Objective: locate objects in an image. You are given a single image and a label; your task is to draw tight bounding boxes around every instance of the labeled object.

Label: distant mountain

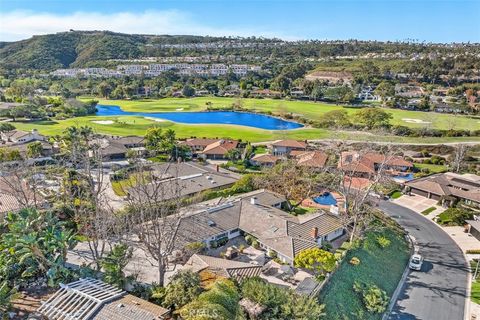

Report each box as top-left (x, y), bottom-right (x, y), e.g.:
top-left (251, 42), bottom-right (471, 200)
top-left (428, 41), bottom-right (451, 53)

top-left (0, 31), bottom-right (147, 70)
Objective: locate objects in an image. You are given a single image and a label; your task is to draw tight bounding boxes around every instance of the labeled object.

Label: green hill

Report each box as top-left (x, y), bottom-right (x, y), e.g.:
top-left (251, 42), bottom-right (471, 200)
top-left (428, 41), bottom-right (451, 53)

top-left (0, 31), bottom-right (145, 70)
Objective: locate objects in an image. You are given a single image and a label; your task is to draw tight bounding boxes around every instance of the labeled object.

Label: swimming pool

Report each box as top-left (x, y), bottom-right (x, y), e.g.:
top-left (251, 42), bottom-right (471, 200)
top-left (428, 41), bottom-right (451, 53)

top-left (313, 192), bottom-right (337, 206)
top-left (96, 105), bottom-right (304, 130)
top-left (392, 173), bottom-right (414, 182)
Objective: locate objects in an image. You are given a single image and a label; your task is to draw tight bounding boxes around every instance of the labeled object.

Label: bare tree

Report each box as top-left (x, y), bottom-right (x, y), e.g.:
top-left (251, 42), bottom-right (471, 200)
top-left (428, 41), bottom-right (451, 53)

top-left (452, 143), bottom-right (468, 173)
top-left (331, 142), bottom-right (402, 242)
top-left (122, 162), bottom-right (187, 286)
top-left (57, 126), bottom-right (120, 270)
top-left (253, 160), bottom-right (321, 210)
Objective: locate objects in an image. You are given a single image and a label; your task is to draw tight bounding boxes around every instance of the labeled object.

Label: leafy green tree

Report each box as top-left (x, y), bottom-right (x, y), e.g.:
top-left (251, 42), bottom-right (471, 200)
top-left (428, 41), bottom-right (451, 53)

top-left (97, 81), bottom-right (112, 98)
top-left (310, 85), bottom-right (324, 102)
top-left (0, 281), bottom-right (20, 316)
top-left (354, 107), bottom-right (392, 129)
top-left (226, 149), bottom-right (241, 161)
top-left (100, 244), bottom-right (133, 289)
top-left (241, 277), bottom-right (325, 320)
top-left (26, 141), bottom-right (43, 158)
top-left (0, 209), bottom-right (77, 287)
top-left (418, 95), bottom-right (431, 111)
top-left (374, 81), bottom-right (395, 103)
top-left (182, 85), bottom-right (196, 97)
top-left (179, 279), bottom-right (241, 320)
top-left (162, 270), bottom-right (202, 310)
top-left (0, 123), bottom-right (15, 133)
top-left (316, 110), bottom-right (351, 128)
top-left (294, 248), bottom-right (336, 279)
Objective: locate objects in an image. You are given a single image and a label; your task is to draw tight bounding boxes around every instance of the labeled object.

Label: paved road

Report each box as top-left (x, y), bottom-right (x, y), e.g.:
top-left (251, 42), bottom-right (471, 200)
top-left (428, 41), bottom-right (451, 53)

top-left (379, 201), bottom-right (468, 320)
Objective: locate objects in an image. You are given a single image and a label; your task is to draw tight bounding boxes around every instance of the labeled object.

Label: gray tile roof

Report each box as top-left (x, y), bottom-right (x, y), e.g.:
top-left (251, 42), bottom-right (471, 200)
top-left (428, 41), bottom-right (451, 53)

top-left (184, 254), bottom-right (262, 280)
top-left (162, 189), bottom-right (344, 261)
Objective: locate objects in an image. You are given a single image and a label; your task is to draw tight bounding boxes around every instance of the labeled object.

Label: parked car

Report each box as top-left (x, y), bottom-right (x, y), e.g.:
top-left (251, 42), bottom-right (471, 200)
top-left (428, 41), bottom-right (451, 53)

top-left (409, 254), bottom-right (424, 271)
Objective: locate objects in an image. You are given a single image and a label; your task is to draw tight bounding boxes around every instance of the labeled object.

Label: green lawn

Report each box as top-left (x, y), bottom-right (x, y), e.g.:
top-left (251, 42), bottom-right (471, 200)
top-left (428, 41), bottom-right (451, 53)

top-left (320, 229), bottom-right (409, 320)
top-left (421, 207), bottom-right (437, 215)
top-left (414, 163), bottom-right (448, 174)
top-left (390, 191), bottom-right (403, 199)
top-left (472, 281), bottom-right (480, 304)
top-left (10, 97), bottom-right (480, 143)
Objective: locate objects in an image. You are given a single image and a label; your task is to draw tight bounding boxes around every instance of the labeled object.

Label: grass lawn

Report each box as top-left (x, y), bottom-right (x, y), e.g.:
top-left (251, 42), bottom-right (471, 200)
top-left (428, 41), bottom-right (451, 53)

top-left (88, 97), bottom-right (480, 131)
top-left (11, 97), bottom-right (480, 143)
top-left (390, 191), bottom-right (403, 199)
top-left (414, 163), bottom-right (448, 174)
top-left (320, 228), bottom-right (409, 320)
top-left (421, 207), bottom-right (437, 215)
top-left (111, 172), bottom-right (149, 196)
top-left (472, 281), bottom-right (480, 304)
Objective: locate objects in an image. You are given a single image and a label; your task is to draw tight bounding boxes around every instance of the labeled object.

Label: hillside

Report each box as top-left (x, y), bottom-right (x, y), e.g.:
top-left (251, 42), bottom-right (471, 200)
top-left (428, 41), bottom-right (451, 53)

top-left (0, 31), bottom-right (146, 70)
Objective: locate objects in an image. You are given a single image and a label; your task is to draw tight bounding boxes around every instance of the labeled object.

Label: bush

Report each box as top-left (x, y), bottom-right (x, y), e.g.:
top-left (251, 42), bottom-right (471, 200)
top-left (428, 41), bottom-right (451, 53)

top-left (376, 236), bottom-right (391, 248)
top-left (353, 281), bottom-right (389, 313)
top-left (349, 257), bottom-right (361, 266)
top-left (466, 249), bottom-right (480, 254)
top-left (437, 207), bottom-right (474, 226)
top-left (362, 285), bottom-right (389, 313)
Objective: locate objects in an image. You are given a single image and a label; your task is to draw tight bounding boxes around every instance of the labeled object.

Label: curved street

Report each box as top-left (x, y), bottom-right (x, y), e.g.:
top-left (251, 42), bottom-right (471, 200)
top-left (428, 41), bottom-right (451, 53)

top-left (379, 201), bottom-right (469, 320)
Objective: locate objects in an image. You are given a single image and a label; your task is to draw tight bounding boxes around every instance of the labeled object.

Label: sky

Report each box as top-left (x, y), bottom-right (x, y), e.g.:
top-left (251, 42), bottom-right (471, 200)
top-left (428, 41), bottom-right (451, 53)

top-left (0, 0), bottom-right (479, 43)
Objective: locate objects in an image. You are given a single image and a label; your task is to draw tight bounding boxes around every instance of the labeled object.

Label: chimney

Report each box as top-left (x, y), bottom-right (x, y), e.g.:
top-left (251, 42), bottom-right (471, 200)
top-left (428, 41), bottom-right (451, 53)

top-left (215, 164), bottom-right (219, 172)
top-left (310, 227), bottom-right (318, 239)
top-left (250, 197), bottom-right (257, 205)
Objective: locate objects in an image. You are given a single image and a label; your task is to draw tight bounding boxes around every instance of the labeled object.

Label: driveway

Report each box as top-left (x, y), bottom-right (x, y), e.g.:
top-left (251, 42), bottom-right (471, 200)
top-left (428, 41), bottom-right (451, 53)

top-left (393, 194), bottom-right (442, 214)
top-left (379, 201), bottom-right (468, 320)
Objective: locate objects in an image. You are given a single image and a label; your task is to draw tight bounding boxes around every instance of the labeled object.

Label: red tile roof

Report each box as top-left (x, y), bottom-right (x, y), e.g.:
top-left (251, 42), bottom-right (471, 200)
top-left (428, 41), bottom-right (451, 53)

top-left (201, 140), bottom-right (239, 155)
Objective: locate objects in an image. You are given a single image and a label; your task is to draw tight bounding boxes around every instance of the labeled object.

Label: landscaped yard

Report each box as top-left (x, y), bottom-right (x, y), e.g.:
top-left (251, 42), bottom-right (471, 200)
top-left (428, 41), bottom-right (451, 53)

top-left (10, 97), bottom-right (480, 143)
top-left (320, 228), bottom-right (410, 320)
top-left (414, 163), bottom-right (448, 174)
top-left (111, 172), bottom-right (149, 196)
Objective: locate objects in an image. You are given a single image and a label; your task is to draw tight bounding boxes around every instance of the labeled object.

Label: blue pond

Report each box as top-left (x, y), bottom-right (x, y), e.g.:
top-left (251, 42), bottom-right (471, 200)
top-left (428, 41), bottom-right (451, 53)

top-left (313, 192), bottom-right (337, 206)
top-left (392, 173), bottom-right (414, 182)
top-left (96, 105), bottom-right (303, 130)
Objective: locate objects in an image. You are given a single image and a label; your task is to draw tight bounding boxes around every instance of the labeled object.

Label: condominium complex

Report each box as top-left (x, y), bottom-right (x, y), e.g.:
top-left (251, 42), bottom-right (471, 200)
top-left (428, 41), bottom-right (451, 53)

top-left (51, 63), bottom-right (261, 78)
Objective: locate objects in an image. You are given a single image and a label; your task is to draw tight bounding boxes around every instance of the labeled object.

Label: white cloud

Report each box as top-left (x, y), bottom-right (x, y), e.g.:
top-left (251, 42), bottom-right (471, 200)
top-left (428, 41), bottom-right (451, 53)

top-left (0, 10), bottom-right (292, 41)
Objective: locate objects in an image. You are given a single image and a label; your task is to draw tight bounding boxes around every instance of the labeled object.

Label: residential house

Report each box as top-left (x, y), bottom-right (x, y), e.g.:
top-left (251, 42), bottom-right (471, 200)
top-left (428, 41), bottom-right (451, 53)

top-left (268, 140), bottom-right (307, 156)
top-left (180, 138), bottom-right (221, 153)
top-left (36, 278), bottom-right (169, 320)
top-left (404, 172), bottom-right (480, 208)
top-left (200, 139), bottom-right (239, 160)
top-left (338, 152), bottom-right (413, 178)
top-left (1, 129), bottom-right (45, 145)
top-left (294, 151), bottom-right (329, 170)
top-left (250, 154), bottom-right (281, 167)
top-left (93, 136), bottom-right (146, 161)
top-left (126, 162), bottom-right (239, 201)
top-left (3, 140), bottom-right (54, 158)
top-left (167, 189), bottom-right (345, 265)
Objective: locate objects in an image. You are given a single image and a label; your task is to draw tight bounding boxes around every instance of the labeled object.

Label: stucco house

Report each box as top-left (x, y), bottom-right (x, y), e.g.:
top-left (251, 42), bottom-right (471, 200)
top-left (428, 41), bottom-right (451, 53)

top-left (268, 140), bottom-right (307, 156)
top-left (167, 189), bottom-right (345, 265)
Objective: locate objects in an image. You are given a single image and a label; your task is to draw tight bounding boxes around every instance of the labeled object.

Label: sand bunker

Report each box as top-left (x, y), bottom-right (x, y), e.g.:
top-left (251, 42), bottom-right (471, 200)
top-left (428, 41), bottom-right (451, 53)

top-left (402, 118), bottom-right (431, 124)
top-left (92, 120), bottom-right (114, 125)
top-left (176, 108), bottom-right (184, 111)
top-left (145, 117), bottom-right (167, 122)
